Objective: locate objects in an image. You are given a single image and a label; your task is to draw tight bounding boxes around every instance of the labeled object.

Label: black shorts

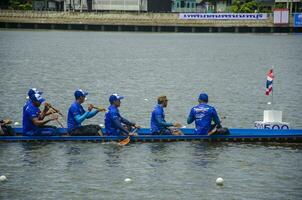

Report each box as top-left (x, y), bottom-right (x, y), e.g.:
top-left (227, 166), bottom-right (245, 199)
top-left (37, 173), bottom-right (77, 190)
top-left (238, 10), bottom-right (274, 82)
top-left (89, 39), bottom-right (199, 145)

top-left (152, 128), bottom-right (173, 135)
top-left (0, 125), bottom-right (14, 136)
top-left (69, 125), bottom-right (102, 136)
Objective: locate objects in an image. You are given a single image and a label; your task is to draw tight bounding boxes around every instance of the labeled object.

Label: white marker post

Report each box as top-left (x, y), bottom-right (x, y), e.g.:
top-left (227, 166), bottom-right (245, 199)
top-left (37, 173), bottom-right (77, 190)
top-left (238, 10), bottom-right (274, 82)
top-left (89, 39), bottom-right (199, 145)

top-left (255, 67), bottom-right (290, 130)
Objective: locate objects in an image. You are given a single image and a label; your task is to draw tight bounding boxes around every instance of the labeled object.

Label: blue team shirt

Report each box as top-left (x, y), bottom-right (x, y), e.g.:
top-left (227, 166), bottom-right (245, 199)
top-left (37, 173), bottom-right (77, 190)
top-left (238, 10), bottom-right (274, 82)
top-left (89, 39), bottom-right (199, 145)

top-left (23, 99), bottom-right (31, 113)
top-left (150, 104), bottom-right (172, 133)
top-left (188, 103), bottom-right (220, 135)
top-left (22, 99), bottom-right (31, 129)
top-left (104, 105), bottom-right (122, 135)
top-left (67, 101), bottom-right (85, 131)
top-left (23, 102), bottom-right (41, 133)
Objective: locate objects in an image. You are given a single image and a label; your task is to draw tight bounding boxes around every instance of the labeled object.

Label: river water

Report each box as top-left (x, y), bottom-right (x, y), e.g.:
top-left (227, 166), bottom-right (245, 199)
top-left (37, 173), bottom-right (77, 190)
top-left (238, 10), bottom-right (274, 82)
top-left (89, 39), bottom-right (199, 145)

top-left (0, 30), bottom-right (302, 199)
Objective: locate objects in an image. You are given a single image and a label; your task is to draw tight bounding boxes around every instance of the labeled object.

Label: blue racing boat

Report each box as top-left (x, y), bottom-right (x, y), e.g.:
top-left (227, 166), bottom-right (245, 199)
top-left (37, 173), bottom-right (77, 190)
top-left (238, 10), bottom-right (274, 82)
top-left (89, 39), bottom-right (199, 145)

top-left (0, 128), bottom-right (302, 143)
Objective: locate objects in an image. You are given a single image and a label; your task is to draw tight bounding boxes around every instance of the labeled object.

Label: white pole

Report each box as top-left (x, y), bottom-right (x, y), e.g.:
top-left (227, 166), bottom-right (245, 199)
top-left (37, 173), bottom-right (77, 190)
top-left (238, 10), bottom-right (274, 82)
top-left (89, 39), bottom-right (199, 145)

top-left (80, 0), bottom-right (83, 12)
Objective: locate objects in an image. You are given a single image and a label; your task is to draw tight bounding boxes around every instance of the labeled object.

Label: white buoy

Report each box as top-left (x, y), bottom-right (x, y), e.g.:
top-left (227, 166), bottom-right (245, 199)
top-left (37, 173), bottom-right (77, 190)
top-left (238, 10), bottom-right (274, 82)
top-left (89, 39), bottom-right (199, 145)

top-left (267, 102), bottom-right (271, 105)
top-left (99, 124), bottom-right (104, 127)
top-left (0, 175), bottom-right (7, 181)
top-left (124, 178), bottom-right (132, 182)
top-left (14, 122), bottom-right (20, 126)
top-left (144, 99), bottom-right (149, 101)
top-left (216, 177), bottom-right (224, 186)
top-left (26, 96), bottom-right (29, 100)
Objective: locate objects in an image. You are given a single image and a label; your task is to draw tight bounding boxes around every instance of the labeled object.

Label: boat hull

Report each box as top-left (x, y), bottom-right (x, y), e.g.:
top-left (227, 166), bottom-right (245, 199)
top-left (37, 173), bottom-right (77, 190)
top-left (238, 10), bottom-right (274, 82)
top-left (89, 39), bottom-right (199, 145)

top-left (0, 128), bottom-right (302, 143)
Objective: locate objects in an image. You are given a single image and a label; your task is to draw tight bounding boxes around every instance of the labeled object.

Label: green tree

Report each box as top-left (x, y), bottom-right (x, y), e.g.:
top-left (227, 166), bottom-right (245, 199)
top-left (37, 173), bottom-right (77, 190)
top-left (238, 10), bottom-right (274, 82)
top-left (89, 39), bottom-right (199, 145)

top-left (240, 1), bottom-right (258, 13)
top-left (9, 0), bottom-right (32, 10)
top-left (231, 0), bottom-right (241, 13)
top-left (231, 0), bottom-right (263, 13)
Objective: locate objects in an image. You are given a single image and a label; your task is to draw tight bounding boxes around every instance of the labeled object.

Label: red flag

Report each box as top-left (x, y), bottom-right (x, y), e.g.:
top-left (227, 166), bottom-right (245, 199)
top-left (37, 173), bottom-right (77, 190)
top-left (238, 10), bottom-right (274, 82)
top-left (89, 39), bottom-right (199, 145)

top-left (265, 69), bottom-right (274, 96)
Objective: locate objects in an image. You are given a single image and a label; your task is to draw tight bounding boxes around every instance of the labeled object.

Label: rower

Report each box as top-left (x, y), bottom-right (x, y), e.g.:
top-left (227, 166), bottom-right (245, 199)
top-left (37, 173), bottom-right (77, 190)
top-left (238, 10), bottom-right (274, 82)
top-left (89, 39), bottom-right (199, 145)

top-left (104, 93), bottom-right (140, 136)
top-left (0, 119), bottom-right (14, 136)
top-left (150, 96), bottom-right (182, 135)
top-left (23, 93), bottom-right (58, 136)
top-left (23, 88), bottom-right (43, 113)
top-left (67, 89), bottom-right (105, 136)
top-left (187, 92), bottom-right (221, 135)
top-left (23, 88), bottom-right (43, 126)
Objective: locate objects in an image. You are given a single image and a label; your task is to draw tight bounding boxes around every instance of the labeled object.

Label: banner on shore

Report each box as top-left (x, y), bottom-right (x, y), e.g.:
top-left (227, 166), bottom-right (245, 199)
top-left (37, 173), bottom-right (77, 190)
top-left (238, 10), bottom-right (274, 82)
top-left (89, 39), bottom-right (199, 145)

top-left (294, 13), bottom-right (302, 27)
top-left (179, 13), bottom-right (268, 20)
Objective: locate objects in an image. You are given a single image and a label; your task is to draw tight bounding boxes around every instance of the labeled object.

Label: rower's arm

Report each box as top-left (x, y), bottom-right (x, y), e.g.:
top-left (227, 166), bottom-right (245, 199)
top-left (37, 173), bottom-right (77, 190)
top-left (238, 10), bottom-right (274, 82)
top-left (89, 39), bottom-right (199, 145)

top-left (187, 108), bottom-right (195, 124)
top-left (39, 110), bottom-right (47, 120)
top-left (212, 109), bottom-right (221, 128)
top-left (32, 117), bottom-right (55, 127)
top-left (74, 112), bottom-right (89, 124)
top-left (187, 116), bottom-right (194, 124)
top-left (112, 118), bottom-right (130, 134)
top-left (155, 115), bottom-right (173, 127)
top-left (39, 104), bottom-right (52, 120)
top-left (86, 110), bottom-right (99, 119)
top-left (120, 117), bottom-right (135, 127)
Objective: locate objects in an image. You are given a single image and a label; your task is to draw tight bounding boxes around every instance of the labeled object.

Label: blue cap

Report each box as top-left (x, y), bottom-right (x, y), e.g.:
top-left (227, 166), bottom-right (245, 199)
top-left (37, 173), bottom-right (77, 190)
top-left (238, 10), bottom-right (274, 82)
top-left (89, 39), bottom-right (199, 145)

top-left (198, 93), bottom-right (208, 102)
top-left (29, 93), bottom-right (45, 104)
top-left (74, 89), bottom-right (88, 99)
top-left (27, 88), bottom-right (43, 97)
top-left (109, 93), bottom-right (124, 103)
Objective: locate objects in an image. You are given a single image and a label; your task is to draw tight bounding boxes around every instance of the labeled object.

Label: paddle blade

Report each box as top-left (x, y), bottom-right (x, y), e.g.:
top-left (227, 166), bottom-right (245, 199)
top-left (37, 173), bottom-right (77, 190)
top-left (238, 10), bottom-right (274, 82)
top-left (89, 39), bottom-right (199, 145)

top-left (119, 136), bottom-right (130, 146)
top-left (208, 127), bottom-right (217, 136)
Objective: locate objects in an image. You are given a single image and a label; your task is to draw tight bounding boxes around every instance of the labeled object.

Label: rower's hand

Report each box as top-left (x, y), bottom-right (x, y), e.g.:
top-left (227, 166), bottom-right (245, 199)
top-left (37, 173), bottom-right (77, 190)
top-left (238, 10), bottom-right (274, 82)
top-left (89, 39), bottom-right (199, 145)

top-left (173, 122), bottom-right (182, 128)
top-left (134, 124), bottom-right (141, 129)
top-left (44, 102), bottom-right (51, 112)
top-left (88, 104), bottom-right (93, 112)
top-left (50, 108), bottom-right (58, 114)
top-left (96, 107), bottom-right (106, 112)
top-left (51, 114), bottom-right (58, 121)
top-left (3, 119), bottom-right (12, 125)
top-left (129, 132), bottom-right (138, 136)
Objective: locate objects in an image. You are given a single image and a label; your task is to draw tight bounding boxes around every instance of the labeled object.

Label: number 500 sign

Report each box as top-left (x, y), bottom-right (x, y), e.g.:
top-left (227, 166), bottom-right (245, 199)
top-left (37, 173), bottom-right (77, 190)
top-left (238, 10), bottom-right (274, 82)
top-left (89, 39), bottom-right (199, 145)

top-left (254, 122), bottom-right (290, 130)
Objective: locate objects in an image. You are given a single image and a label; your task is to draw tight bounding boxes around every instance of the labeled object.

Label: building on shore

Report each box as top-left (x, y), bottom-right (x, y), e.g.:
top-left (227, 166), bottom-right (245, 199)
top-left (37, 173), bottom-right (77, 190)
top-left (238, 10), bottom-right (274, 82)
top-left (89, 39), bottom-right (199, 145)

top-left (3, 0), bottom-right (300, 13)
top-left (172, 0), bottom-right (197, 12)
top-left (33, 0), bottom-right (64, 11)
top-left (63, 0), bottom-right (148, 12)
top-left (148, 0), bottom-right (172, 12)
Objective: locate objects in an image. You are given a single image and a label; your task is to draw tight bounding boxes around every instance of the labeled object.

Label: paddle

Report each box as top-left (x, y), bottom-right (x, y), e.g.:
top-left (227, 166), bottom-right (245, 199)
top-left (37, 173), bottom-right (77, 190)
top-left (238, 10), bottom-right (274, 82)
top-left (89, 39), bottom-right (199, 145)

top-left (92, 106), bottom-right (106, 112)
top-left (119, 128), bottom-right (138, 146)
top-left (47, 103), bottom-right (64, 117)
top-left (168, 123), bottom-right (183, 135)
top-left (49, 109), bottom-right (64, 128)
top-left (208, 126), bottom-right (217, 136)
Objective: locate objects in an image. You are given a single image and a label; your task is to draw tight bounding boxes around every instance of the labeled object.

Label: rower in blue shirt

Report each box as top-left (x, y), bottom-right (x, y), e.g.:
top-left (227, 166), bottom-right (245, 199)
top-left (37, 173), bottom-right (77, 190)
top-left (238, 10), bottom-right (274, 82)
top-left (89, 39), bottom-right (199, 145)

top-left (104, 94), bottom-right (140, 136)
top-left (187, 93), bottom-right (221, 135)
top-left (23, 93), bottom-right (59, 136)
top-left (23, 88), bottom-right (43, 114)
top-left (67, 89), bottom-right (105, 136)
top-left (150, 96), bottom-right (182, 135)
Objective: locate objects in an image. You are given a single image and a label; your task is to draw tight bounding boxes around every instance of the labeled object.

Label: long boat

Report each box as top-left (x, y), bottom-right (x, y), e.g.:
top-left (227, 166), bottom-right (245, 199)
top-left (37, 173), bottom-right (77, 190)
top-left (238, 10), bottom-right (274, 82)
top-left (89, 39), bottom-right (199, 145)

top-left (0, 128), bottom-right (302, 143)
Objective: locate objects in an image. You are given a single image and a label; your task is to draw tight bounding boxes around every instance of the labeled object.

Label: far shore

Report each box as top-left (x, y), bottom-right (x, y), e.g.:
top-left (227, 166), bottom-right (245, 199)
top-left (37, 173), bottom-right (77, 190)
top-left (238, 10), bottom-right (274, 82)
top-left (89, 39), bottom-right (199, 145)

top-left (0, 10), bottom-right (281, 27)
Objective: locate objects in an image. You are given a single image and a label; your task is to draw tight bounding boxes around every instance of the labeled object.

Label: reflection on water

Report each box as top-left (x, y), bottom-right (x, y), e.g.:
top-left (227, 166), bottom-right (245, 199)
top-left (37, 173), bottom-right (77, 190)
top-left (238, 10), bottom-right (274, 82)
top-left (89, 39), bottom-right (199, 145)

top-left (103, 145), bottom-right (123, 168)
